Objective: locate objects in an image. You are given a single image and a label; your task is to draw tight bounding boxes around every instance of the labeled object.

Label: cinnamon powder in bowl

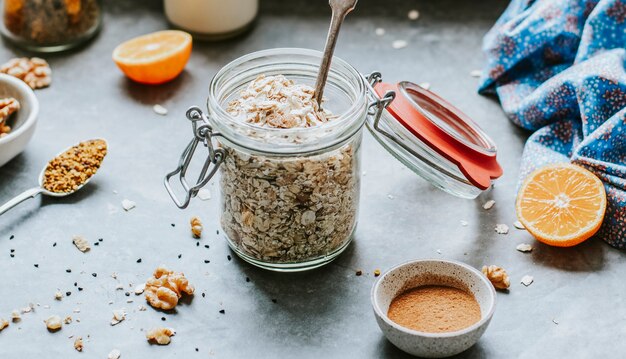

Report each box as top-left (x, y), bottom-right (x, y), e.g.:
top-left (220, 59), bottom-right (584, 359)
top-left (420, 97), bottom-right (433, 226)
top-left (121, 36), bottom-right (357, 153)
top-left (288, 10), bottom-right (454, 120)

top-left (371, 259), bottom-right (496, 358)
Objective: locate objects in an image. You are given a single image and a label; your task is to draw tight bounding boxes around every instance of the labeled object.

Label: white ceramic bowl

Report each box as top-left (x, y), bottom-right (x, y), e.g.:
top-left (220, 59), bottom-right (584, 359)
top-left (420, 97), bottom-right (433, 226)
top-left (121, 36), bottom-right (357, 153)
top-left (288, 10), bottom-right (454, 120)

top-left (0, 74), bottom-right (39, 168)
top-left (371, 259), bottom-right (496, 358)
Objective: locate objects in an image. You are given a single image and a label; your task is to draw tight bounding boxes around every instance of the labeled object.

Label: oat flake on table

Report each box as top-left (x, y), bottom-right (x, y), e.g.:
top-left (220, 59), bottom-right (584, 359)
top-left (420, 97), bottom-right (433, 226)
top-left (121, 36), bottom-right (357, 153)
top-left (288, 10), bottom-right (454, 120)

top-left (470, 70), bottom-right (483, 78)
top-left (460, 220), bottom-right (469, 226)
top-left (375, 27), bottom-right (385, 36)
top-left (495, 223), bottom-right (509, 234)
top-left (153, 104), bottom-right (168, 116)
top-left (516, 243), bottom-right (533, 252)
top-left (197, 188), bottom-right (211, 200)
top-left (483, 199), bottom-right (496, 210)
top-left (111, 309), bottom-right (126, 326)
top-left (521, 275), bottom-right (534, 286)
top-left (108, 349), bottom-right (121, 359)
top-left (513, 220), bottom-right (526, 230)
top-left (392, 40), bottom-right (408, 49)
top-left (72, 235), bottom-right (90, 252)
top-left (121, 199), bottom-right (136, 211)
top-left (408, 9), bottom-right (420, 20)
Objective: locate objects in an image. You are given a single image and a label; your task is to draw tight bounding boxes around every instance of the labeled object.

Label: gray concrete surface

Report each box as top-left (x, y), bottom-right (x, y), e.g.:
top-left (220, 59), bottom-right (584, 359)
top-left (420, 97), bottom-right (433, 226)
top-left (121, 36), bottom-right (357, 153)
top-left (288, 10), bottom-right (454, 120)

top-left (1, 1), bottom-right (624, 358)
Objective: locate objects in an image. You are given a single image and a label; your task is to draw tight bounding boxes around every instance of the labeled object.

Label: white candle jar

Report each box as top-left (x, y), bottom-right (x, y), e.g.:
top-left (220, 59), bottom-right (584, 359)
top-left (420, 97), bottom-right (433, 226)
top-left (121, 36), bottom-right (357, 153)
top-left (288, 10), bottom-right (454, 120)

top-left (166, 48), bottom-right (502, 271)
top-left (164, 0), bottom-right (258, 40)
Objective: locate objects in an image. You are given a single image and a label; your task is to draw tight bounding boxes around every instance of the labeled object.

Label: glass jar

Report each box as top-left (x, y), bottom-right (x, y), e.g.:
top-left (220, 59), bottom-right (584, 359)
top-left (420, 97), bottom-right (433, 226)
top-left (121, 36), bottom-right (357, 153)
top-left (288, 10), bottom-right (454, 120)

top-left (0, 0), bottom-right (102, 52)
top-left (165, 48), bottom-right (502, 272)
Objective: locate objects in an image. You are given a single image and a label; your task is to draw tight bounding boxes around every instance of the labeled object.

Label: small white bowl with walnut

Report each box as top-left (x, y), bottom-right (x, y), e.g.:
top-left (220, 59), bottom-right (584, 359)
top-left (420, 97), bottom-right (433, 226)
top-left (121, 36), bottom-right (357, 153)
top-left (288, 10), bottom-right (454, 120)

top-left (0, 73), bottom-right (39, 167)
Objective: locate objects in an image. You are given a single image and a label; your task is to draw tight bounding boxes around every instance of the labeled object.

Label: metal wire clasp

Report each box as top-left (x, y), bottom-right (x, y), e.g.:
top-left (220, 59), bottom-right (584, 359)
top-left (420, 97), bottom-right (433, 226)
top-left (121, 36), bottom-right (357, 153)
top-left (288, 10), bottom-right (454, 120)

top-left (365, 71), bottom-right (396, 134)
top-left (164, 106), bottom-right (226, 209)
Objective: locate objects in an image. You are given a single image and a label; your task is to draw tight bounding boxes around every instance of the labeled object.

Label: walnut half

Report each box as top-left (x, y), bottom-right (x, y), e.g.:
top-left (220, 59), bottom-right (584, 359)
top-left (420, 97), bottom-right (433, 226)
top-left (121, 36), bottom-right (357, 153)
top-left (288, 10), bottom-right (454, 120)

top-left (482, 265), bottom-right (510, 290)
top-left (144, 266), bottom-right (194, 310)
top-left (0, 57), bottom-right (51, 89)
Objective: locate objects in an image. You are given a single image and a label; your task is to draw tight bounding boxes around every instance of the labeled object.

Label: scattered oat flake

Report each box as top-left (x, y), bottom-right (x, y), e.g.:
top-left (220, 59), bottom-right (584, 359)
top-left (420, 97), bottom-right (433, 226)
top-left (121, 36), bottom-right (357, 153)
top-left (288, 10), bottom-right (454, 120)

top-left (108, 349), bottom-right (121, 359)
top-left (63, 316), bottom-right (72, 324)
top-left (134, 283), bottom-right (145, 295)
top-left (74, 337), bottom-right (83, 352)
top-left (45, 315), bottom-right (62, 330)
top-left (153, 104), bottom-right (168, 116)
top-left (436, 249), bottom-right (442, 254)
top-left (72, 235), bottom-right (90, 252)
top-left (116, 284), bottom-right (124, 290)
top-left (375, 27), bottom-right (385, 36)
top-left (387, 194), bottom-right (394, 200)
top-left (513, 221), bottom-right (526, 230)
top-left (521, 275), bottom-right (534, 286)
top-left (483, 199), bottom-right (496, 210)
top-left (392, 40), bottom-right (408, 49)
top-left (73, 308), bottom-right (81, 313)
top-left (111, 309), bottom-right (126, 326)
top-left (138, 305), bottom-right (147, 311)
top-left (0, 318), bottom-right (8, 331)
top-left (495, 224), bottom-right (509, 234)
top-left (146, 327), bottom-right (175, 345)
top-left (121, 199), bottom-right (136, 211)
top-left (516, 243), bottom-right (533, 252)
top-left (470, 70), bottom-right (482, 78)
top-left (11, 310), bottom-right (20, 322)
top-left (21, 304), bottom-right (33, 313)
top-left (408, 9), bottom-right (420, 20)
top-left (197, 188), bottom-right (211, 200)
top-left (552, 318), bottom-right (559, 325)
top-left (54, 291), bottom-right (63, 300)
top-left (460, 220), bottom-right (468, 226)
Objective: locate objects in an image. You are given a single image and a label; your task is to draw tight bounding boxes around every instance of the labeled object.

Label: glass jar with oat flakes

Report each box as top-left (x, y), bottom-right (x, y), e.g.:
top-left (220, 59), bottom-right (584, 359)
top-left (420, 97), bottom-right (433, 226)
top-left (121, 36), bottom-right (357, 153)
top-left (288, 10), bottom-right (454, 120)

top-left (166, 48), bottom-right (503, 271)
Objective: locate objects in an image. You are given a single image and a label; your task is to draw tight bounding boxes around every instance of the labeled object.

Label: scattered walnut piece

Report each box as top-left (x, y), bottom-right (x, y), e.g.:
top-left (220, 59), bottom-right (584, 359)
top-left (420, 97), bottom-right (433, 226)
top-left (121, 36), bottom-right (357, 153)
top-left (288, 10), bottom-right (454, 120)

top-left (0, 57), bottom-right (51, 89)
top-left (108, 349), bottom-right (121, 359)
top-left (54, 291), bottom-right (63, 300)
top-left (521, 275), bottom-right (534, 286)
top-left (144, 266), bottom-right (194, 310)
top-left (45, 315), bottom-right (63, 331)
top-left (74, 337), bottom-right (83, 352)
top-left (146, 327), bottom-right (175, 345)
top-left (0, 318), bottom-right (8, 331)
top-left (190, 216), bottom-right (203, 238)
top-left (111, 309), bottom-right (126, 326)
top-left (482, 265), bottom-right (510, 290)
top-left (72, 235), bottom-right (90, 252)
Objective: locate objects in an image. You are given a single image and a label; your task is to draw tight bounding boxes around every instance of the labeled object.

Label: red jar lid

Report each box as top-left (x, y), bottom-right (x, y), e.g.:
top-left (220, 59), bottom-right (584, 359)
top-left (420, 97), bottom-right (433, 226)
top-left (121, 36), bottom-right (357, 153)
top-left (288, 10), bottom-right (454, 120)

top-left (373, 81), bottom-right (502, 190)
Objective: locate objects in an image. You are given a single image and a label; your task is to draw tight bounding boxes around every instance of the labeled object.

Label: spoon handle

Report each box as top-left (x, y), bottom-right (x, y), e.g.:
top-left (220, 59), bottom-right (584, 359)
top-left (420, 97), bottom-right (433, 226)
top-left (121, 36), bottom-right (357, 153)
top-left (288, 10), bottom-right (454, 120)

top-left (313, 0), bottom-right (357, 106)
top-left (0, 187), bottom-right (43, 216)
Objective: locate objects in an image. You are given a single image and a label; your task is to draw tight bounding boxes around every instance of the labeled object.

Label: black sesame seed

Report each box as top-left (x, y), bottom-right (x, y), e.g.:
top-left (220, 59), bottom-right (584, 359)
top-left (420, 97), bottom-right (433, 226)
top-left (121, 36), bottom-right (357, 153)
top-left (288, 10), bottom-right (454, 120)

top-left (161, 317), bottom-right (166, 321)
top-left (9, 254), bottom-right (14, 258)
top-left (196, 242), bottom-right (200, 247)
top-left (216, 230), bottom-right (219, 235)
top-left (171, 223), bottom-right (175, 227)
top-left (92, 273), bottom-right (97, 277)
top-left (78, 287), bottom-right (83, 291)
top-left (34, 264), bottom-right (39, 268)
top-left (137, 258), bottom-right (142, 263)
top-left (245, 277), bottom-right (250, 282)
top-left (204, 260), bottom-right (210, 263)
top-left (10, 249), bottom-right (14, 253)
top-left (9, 235), bottom-right (14, 240)
top-left (227, 255), bottom-right (232, 261)
top-left (53, 242), bottom-right (57, 247)
top-left (98, 238), bottom-right (103, 242)
top-left (66, 269), bottom-right (72, 273)
top-left (204, 245), bottom-right (209, 249)
top-left (94, 242), bottom-right (99, 246)
top-left (195, 348), bottom-right (199, 352)
top-left (66, 291), bottom-right (71, 296)
top-left (178, 254), bottom-right (182, 259)
top-left (202, 293), bottom-right (205, 298)
top-left (74, 282), bottom-right (77, 286)
top-left (219, 309), bottom-right (225, 314)
top-left (125, 292), bottom-right (130, 297)
top-left (271, 299), bottom-right (277, 303)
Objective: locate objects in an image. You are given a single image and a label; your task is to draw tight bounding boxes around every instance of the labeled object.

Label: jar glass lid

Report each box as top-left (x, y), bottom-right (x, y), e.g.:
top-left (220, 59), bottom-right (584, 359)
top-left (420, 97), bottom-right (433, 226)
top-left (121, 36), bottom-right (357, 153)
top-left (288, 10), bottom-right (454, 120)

top-left (366, 80), bottom-right (502, 198)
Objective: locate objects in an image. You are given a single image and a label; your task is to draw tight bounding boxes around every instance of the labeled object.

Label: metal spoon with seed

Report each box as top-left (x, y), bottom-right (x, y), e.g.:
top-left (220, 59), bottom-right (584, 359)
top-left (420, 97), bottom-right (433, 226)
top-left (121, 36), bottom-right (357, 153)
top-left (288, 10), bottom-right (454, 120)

top-left (313, 0), bottom-right (358, 107)
top-left (0, 139), bottom-right (107, 215)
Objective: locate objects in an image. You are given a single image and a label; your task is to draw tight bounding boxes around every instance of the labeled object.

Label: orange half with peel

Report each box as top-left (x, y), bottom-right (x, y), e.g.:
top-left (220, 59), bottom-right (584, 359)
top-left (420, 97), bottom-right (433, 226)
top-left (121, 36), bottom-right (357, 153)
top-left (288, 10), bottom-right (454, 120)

top-left (112, 30), bottom-right (192, 85)
top-left (515, 163), bottom-right (606, 247)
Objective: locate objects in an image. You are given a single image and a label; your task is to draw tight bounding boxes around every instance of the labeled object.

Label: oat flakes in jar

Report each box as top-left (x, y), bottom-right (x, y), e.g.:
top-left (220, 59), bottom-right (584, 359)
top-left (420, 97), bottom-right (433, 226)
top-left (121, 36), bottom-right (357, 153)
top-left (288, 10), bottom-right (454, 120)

top-left (166, 48), bottom-right (503, 271)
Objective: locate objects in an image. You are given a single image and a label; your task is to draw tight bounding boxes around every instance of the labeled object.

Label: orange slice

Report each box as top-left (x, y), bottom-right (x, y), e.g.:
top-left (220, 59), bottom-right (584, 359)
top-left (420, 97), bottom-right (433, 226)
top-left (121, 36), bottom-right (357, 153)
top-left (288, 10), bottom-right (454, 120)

top-left (515, 163), bottom-right (606, 247)
top-left (112, 30), bottom-right (192, 85)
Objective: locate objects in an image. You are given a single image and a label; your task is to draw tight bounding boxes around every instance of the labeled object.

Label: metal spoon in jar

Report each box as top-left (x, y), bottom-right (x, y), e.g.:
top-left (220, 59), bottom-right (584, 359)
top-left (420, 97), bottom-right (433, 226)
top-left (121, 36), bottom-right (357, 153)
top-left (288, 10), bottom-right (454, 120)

top-left (0, 139), bottom-right (107, 215)
top-left (313, 0), bottom-right (358, 107)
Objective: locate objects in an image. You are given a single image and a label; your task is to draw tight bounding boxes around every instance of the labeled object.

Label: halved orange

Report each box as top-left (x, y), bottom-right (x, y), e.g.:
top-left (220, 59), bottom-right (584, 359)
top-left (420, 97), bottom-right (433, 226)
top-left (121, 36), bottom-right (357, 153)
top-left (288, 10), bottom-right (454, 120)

top-left (515, 163), bottom-right (606, 247)
top-left (112, 30), bottom-right (192, 85)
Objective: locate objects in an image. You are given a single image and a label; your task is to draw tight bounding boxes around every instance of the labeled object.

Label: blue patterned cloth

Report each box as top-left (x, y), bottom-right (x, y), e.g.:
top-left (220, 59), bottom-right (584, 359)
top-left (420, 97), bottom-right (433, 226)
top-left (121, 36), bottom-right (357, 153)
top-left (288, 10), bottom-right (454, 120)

top-left (479, 0), bottom-right (626, 247)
